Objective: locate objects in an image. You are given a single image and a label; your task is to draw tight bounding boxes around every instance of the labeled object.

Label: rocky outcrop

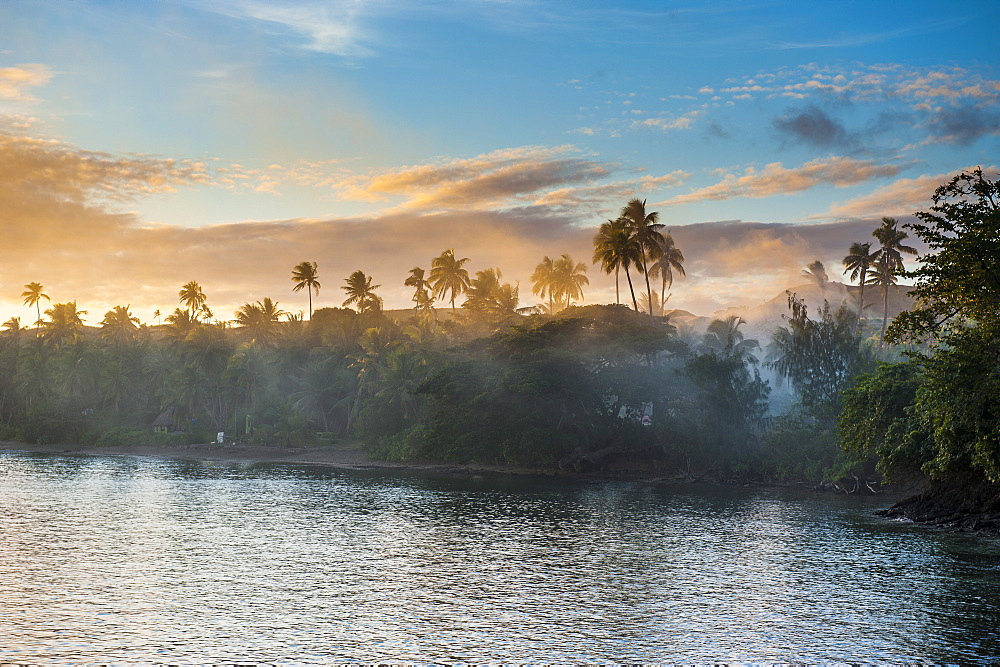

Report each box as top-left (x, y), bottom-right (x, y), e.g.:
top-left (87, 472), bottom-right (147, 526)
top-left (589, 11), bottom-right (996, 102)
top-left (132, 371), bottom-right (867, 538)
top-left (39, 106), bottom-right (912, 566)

top-left (877, 476), bottom-right (1000, 536)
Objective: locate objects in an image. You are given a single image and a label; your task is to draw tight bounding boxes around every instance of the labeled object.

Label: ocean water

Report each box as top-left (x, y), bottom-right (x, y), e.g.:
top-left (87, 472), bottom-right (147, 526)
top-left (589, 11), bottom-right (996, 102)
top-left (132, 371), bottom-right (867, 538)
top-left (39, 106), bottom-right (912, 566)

top-left (1, 450), bottom-right (998, 663)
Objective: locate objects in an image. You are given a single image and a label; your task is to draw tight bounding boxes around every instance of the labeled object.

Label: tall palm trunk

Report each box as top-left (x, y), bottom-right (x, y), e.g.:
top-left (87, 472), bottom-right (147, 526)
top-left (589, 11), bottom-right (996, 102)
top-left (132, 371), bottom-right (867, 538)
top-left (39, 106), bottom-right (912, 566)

top-left (624, 267), bottom-right (639, 312)
top-left (615, 267), bottom-right (620, 305)
top-left (881, 283), bottom-right (889, 347)
top-left (640, 248), bottom-right (654, 316)
top-left (855, 279), bottom-right (866, 335)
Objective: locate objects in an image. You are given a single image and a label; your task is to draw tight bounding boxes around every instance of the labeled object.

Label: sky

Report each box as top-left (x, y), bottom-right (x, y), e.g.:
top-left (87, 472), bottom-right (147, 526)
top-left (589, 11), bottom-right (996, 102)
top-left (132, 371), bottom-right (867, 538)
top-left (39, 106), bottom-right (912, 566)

top-left (1, 0), bottom-right (998, 326)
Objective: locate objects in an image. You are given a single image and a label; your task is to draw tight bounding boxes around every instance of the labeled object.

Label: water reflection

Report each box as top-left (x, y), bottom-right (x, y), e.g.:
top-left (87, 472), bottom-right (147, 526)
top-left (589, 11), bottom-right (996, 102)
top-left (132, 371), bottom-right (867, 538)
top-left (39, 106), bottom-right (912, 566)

top-left (0, 451), bottom-right (998, 662)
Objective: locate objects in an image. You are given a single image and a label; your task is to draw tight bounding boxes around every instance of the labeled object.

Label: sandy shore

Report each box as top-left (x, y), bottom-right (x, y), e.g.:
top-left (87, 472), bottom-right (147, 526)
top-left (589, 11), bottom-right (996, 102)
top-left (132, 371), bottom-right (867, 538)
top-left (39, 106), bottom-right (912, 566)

top-left (0, 439), bottom-right (570, 480)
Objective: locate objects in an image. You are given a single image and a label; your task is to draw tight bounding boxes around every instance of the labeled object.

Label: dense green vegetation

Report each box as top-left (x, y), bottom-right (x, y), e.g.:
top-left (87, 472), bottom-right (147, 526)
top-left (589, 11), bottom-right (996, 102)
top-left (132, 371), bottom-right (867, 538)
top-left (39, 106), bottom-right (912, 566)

top-left (2, 181), bottom-right (993, 489)
top-left (840, 168), bottom-right (1000, 486)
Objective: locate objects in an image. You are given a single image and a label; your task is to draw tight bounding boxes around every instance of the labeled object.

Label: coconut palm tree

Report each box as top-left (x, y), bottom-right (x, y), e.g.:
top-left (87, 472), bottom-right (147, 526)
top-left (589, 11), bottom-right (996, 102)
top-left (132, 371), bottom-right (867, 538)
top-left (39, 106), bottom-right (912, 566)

top-left (530, 256), bottom-right (557, 313)
top-left (593, 217), bottom-right (642, 310)
top-left (2, 317), bottom-right (21, 337)
top-left (100, 305), bottom-right (141, 347)
top-left (842, 241), bottom-right (878, 333)
top-left (164, 308), bottom-right (197, 342)
top-left (463, 267), bottom-right (527, 324)
top-left (351, 327), bottom-right (401, 399)
top-left (21, 282), bottom-right (49, 337)
top-left (802, 260), bottom-right (829, 291)
top-left (178, 281), bottom-right (207, 321)
top-left (376, 347), bottom-right (430, 421)
top-left (619, 198), bottom-right (666, 315)
top-left (872, 217), bottom-right (918, 343)
top-left (291, 261), bottom-right (321, 320)
top-left (702, 315), bottom-right (759, 364)
top-left (429, 249), bottom-right (471, 312)
top-left (234, 297), bottom-right (287, 346)
top-left (649, 233), bottom-right (685, 314)
top-left (868, 254), bottom-right (901, 347)
top-left (41, 302), bottom-right (87, 346)
top-left (552, 253), bottom-right (589, 309)
top-left (639, 289), bottom-right (669, 317)
top-left (404, 267), bottom-right (433, 316)
top-left (153, 309), bottom-right (161, 326)
top-left (342, 270), bottom-right (383, 314)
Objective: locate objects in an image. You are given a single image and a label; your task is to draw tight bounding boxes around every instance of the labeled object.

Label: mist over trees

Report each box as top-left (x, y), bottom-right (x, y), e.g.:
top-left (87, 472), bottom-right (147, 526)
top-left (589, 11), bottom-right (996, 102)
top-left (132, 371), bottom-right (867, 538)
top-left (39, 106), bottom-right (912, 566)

top-left (1, 178), bottom-right (993, 490)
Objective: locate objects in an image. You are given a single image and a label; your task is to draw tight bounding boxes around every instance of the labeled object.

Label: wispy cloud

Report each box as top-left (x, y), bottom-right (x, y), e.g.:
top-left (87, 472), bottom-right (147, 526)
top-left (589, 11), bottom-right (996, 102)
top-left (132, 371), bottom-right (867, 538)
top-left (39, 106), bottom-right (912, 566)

top-left (0, 64), bottom-right (53, 102)
top-left (633, 110), bottom-right (703, 132)
top-left (205, 0), bottom-right (373, 56)
top-left (767, 16), bottom-right (972, 50)
top-left (658, 157), bottom-right (900, 206)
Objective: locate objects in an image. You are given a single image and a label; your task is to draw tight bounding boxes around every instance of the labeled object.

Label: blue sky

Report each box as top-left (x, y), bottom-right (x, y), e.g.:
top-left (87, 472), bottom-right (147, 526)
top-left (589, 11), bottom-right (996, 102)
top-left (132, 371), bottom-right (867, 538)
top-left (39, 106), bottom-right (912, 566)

top-left (1, 0), bottom-right (997, 323)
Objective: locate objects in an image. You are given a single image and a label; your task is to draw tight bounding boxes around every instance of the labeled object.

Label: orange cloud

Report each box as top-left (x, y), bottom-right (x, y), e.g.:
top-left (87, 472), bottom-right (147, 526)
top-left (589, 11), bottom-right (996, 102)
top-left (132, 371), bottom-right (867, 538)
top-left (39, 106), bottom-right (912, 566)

top-left (0, 127), bottom-right (928, 327)
top-left (0, 64), bottom-right (52, 102)
top-left (318, 146), bottom-right (615, 212)
top-left (822, 165), bottom-right (998, 219)
top-left (658, 157), bottom-right (900, 206)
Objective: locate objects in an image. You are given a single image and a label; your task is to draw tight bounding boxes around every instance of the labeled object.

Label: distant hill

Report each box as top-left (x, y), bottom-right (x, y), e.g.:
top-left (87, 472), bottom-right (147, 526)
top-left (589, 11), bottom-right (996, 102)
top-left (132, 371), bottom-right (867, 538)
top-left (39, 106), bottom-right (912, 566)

top-left (706, 281), bottom-right (915, 343)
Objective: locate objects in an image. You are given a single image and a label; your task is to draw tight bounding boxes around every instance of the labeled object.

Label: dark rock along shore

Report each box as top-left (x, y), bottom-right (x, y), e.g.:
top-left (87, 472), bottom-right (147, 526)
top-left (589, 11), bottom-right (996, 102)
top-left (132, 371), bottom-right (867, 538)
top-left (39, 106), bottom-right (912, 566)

top-left (878, 476), bottom-right (1000, 536)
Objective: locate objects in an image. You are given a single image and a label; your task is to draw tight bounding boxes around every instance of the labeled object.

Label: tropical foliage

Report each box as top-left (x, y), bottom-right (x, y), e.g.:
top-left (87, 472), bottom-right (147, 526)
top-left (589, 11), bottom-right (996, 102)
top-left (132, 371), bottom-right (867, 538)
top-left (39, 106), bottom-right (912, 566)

top-left (4, 176), bottom-right (992, 491)
top-left (843, 169), bottom-right (1000, 484)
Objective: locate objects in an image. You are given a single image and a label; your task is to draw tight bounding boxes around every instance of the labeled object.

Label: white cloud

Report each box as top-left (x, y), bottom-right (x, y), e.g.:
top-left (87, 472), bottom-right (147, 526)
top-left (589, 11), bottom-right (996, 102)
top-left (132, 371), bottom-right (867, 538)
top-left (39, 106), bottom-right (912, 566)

top-left (206, 0), bottom-right (372, 56)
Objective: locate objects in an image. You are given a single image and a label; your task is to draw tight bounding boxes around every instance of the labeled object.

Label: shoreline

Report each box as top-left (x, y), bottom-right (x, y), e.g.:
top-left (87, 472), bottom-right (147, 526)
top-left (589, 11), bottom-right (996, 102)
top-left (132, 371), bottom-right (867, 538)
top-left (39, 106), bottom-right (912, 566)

top-left (0, 439), bottom-right (898, 492)
top-left (0, 440), bottom-right (601, 481)
top-left (12, 439), bottom-right (997, 537)
top-left (0, 439), bottom-right (840, 488)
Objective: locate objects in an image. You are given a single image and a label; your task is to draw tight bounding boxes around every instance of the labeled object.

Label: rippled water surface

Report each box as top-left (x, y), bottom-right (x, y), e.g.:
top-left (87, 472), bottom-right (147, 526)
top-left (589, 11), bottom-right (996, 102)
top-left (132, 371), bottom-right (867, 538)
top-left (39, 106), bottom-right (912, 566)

top-left (1, 451), bottom-right (999, 663)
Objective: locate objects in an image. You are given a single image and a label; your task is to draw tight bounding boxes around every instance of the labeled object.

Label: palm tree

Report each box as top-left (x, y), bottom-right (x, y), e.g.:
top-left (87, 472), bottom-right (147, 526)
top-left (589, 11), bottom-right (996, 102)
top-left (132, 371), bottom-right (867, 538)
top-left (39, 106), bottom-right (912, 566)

top-left (702, 315), bottom-right (759, 363)
top-left (649, 233), bottom-right (685, 315)
top-left (164, 308), bottom-right (197, 342)
top-left (291, 261), bottom-right (321, 320)
top-left (619, 198), bottom-right (665, 315)
top-left (178, 281), bottom-right (207, 321)
top-left (530, 256), bottom-right (557, 313)
top-left (868, 255), bottom-right (900, 346)
top-left (3, 317), bottom-right (21, 336)
top-left (351, 327), bottom-right (401, 399)
top-left (872, 217), bottom-right (918, 343)
top-left (429, 249), bottom-right (471, 312)
top-left (100, 305), bottom-right (141, 347)
top-left (593, 217), bottom-right (642, 310)
top-left (153, 309), bottom-right (161, 326)
top-left (234, 297), bottom-right (287, 346)
top-left (639, 289), bottom-right (668, 317)
top-left (802, 260), bottom-right (829, 291)
top-left (342, 270), bottom-right (383, 314)
top-left (842, 241), bottom-right (878, 333)
top-left (21, 282), bottom-right (49, 337)
top-left (552, 253), bottom-right (589, 309)
top-left (41, 302), bottom-right (87, 346)
top-left (376, 347), bottom-right (430, 421)
top-left (404, 267), bottom-right (433, 316)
